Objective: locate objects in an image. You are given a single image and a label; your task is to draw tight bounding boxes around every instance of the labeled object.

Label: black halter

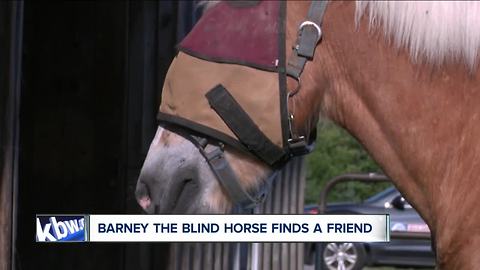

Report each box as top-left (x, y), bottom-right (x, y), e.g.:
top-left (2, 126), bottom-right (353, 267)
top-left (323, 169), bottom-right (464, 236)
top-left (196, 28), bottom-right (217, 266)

top-left (161, 1), bottom-right (328, 210)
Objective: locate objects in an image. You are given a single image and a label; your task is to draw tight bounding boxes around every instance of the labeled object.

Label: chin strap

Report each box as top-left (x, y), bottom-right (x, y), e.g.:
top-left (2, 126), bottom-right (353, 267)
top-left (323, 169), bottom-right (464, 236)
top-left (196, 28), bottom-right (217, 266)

top-left (187, 134), bottom-right (276, 210)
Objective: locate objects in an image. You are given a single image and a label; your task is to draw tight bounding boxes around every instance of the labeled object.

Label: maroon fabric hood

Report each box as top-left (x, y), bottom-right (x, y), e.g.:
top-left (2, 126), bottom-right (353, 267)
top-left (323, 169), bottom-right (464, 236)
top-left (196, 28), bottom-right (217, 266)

top-left (178, 1), bottom-right (281, 71)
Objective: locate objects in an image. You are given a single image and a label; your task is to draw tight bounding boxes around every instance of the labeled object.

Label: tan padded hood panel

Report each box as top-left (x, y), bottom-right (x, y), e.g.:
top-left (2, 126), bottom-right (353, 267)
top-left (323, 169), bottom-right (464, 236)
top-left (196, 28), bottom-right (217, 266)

top-left (159, 52), bottom-right (284, 148)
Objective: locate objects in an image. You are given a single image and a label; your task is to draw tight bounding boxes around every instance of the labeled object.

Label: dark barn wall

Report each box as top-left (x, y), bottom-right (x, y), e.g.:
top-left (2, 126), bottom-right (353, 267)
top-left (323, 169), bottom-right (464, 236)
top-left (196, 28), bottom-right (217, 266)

top-left (15, 2), bottom-right (183, 270)
top-left (18, 2), bottom-right (129, 270)
top-left (1, 2), bottom-right (23, 270)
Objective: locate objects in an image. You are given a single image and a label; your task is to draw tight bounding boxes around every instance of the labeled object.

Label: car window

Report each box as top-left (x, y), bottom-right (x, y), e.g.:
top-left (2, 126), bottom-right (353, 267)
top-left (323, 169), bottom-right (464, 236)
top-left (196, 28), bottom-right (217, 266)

top-left (365, 186), bottom-right (414, 209)
top-left (403, 200), bottom-right (413, 209)
top-left (364, 186), bottom-right (396, 204)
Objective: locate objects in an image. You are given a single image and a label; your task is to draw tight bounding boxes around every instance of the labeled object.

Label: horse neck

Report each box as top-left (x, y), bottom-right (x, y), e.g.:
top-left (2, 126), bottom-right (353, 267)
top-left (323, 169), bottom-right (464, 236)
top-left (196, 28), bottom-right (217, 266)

top-left (438, 236), bottom-right (480, 269)
top-left (309, 1), bottom-right (480, 268)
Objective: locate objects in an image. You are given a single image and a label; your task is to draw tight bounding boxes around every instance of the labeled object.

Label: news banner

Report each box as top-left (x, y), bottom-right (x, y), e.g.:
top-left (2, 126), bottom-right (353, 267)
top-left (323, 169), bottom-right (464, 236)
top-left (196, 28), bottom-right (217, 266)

top-left (36, 214), bottom-right (390, 242)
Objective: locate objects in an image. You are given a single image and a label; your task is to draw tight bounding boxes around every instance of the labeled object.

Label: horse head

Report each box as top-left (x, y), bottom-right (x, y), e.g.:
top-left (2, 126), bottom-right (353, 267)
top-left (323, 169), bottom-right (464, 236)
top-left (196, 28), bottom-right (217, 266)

top-left (135, 1), bottom-right (324, 214)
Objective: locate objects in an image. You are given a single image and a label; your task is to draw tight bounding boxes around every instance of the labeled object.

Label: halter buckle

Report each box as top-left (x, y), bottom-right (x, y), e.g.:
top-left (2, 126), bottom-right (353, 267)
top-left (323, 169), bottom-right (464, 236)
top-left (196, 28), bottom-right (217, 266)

top-left (298, 21), bottom-right (322, 43)
top-left (288, 136), bottom-right (310, 156)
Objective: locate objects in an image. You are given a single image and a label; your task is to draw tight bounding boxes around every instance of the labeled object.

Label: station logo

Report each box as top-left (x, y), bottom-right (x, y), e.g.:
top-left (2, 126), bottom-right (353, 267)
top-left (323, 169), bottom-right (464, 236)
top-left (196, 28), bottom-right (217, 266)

top-left (36, 215), bottom-right (87, 242)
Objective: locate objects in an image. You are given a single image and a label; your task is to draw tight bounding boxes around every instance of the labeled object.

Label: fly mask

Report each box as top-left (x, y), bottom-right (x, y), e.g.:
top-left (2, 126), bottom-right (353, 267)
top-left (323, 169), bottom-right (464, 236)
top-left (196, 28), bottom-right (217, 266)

top-left (157, 1), bottom-right (328, 209)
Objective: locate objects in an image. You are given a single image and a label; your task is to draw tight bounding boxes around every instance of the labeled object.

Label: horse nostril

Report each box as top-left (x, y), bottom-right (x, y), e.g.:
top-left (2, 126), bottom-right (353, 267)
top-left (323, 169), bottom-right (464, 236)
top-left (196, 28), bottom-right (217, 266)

top-left (138, 197), bottom-right (151, 210)
top-left (135, 181), bottom-right (152, 210)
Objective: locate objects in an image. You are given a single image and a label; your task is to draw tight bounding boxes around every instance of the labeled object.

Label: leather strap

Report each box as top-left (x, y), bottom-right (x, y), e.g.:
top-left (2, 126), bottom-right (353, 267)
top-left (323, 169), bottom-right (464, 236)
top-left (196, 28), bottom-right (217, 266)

top-left (286, 1), bottom-right (328, 79)
top-left (188, 134), bottom-right (270, 209)
top-left (206, 84), bottom-right (286, 166)
top-left (285, 1), bottom-right (327, 157)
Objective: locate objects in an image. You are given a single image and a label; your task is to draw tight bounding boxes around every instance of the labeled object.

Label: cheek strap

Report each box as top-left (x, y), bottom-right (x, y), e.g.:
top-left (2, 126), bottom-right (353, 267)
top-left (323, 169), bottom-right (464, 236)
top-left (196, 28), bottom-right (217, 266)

top-left (187, 134), bottom-right (275, 210)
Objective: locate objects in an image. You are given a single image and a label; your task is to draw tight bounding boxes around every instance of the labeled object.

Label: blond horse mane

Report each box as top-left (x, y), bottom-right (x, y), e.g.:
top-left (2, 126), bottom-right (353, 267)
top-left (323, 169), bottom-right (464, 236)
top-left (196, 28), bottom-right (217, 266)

top-left (201, 1), bottom-right (480, 70)
top-left (356, 1), bottom-right (480, 70)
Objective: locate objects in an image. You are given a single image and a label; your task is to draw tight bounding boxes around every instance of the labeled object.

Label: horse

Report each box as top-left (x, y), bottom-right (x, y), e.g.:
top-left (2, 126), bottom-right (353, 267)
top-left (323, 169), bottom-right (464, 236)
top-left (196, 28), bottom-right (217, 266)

top-left (135, 1), bottom-right (480, 268)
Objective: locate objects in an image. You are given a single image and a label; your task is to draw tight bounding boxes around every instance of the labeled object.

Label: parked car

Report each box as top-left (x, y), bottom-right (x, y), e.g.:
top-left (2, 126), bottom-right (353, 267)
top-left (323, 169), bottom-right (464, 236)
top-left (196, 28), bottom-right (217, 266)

top-left (305, 186), bottom-right (435, 270)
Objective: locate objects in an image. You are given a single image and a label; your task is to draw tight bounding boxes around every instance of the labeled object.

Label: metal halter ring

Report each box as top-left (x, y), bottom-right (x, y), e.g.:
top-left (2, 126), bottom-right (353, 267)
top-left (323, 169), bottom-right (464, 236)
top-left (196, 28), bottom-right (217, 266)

top-left (299, 21), bottom-right (322, 43)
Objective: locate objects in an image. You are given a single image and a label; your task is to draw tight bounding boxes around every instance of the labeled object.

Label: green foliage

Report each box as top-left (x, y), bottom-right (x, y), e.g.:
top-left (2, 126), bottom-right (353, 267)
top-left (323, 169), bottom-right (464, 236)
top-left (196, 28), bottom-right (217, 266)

top-left (305, 120), bottom-right (389, 204)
